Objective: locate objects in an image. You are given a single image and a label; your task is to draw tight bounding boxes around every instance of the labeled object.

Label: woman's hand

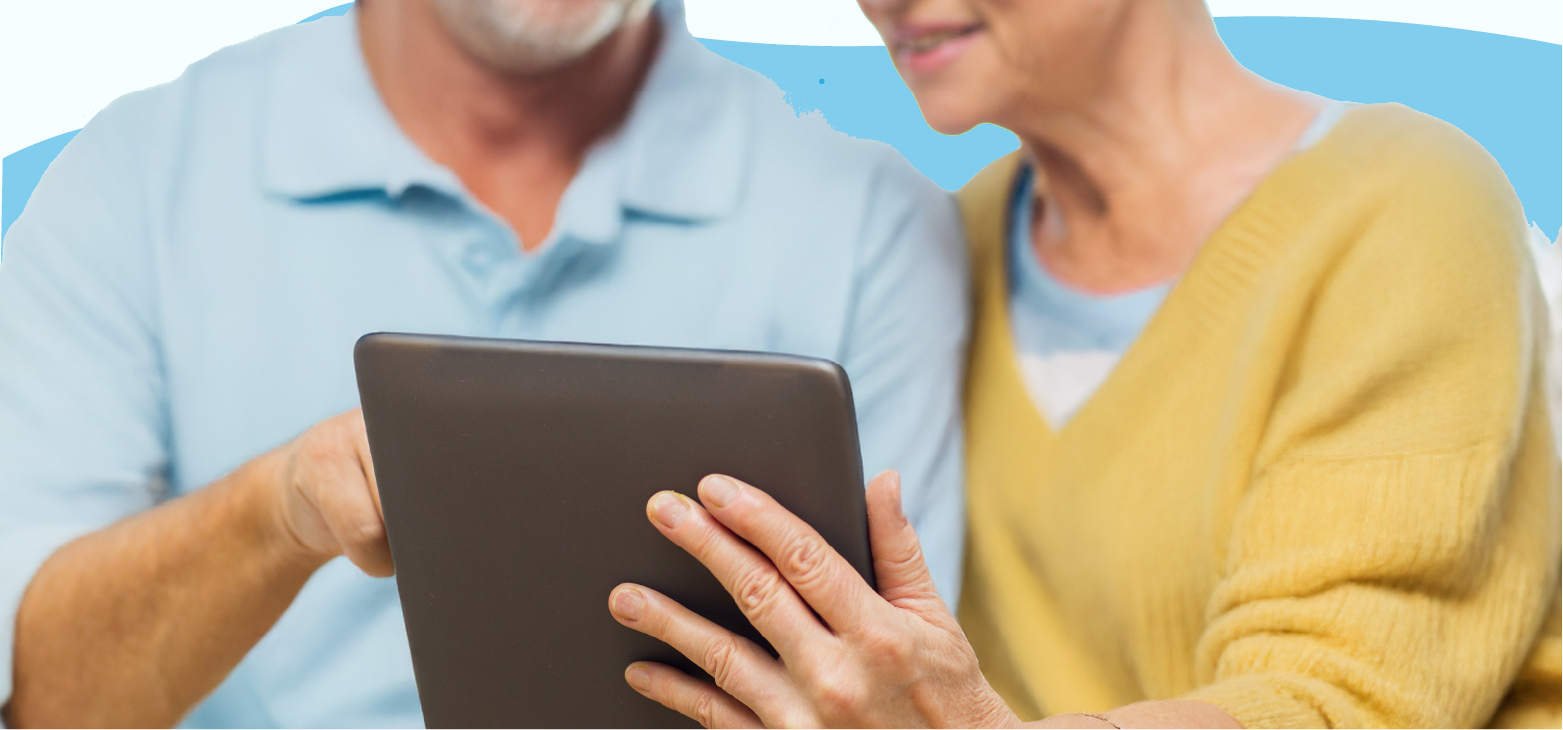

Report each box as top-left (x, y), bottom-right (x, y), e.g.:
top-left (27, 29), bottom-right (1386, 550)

top-left (607, 471), bottom-right (1020, 728)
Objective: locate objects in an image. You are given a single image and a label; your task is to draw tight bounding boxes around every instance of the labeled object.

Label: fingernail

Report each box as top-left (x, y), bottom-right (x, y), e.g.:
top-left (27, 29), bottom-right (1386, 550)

top-left (701, 475), bottom-right (740, 509)
top-left (873, 470), bottom-right (904, 518)
top-left (612, 588), bottom-right (645, 621)
top-left (649, 492), bottom-right (689, 529)
top-left (626, 664), bottom-right (651, 692)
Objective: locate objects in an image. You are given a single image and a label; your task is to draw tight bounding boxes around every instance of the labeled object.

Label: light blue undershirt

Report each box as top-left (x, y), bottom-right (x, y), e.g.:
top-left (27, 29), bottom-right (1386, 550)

top-left (0, 3), bottom-right (969, 726)
top-left (1008, 100), bottom-right (1350, 427)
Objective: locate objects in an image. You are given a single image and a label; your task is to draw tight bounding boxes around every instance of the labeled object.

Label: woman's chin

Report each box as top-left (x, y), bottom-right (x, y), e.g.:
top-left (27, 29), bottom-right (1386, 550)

top-left (928, 118), bottom-right (980, 136)
top-left (914, 101), bottom-right (986, 137)
top-left (904, 81), bottom-right (998, 137)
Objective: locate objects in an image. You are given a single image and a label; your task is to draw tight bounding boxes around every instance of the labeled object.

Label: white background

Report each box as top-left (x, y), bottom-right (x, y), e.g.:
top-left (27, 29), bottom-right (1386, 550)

top-left (1, 0), bottom-right (1560, 160)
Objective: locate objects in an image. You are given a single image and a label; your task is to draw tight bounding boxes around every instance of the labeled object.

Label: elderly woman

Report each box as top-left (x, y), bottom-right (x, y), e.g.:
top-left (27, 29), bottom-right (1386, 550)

top-left (607, 0), bottom-right (1561, 727)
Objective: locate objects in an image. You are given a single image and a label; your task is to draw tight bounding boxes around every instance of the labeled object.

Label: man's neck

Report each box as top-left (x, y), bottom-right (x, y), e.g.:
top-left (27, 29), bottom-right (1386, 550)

top-left (358, 0), bottom-right (661, 250)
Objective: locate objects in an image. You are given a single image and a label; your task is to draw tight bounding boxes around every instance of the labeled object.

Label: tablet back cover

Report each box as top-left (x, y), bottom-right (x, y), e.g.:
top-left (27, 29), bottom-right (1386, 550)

top-left (355, 334), bottom-right (872, 728)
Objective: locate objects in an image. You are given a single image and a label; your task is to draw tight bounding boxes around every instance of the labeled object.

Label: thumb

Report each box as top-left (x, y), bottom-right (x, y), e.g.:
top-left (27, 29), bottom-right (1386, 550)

top-left (348, 408), bottom-right (383, 517)
top-left (865, 470), bottom-right (942, 608)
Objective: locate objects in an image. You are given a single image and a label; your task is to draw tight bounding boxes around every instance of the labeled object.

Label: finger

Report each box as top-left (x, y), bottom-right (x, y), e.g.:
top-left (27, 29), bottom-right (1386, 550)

top-left (865, 471), bottom-right (942, 608)
top-left (345, 408), bottom-right (382, 517)
top-left (315, 466), bottom-right (392, 576)
top-left (695, 474), bottom-right (881, 635)
top-left (609, 583), bottom-right (797, 717)
top-left (645, 492), bottom-right (831, 657)
top-left (310, 422), bottom-right (392, 576)
top-left (624, 662), bottom-right (763, 729)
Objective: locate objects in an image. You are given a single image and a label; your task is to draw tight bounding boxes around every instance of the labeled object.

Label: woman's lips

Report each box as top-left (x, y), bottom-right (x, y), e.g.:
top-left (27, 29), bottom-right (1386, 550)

top-left (894, 24), bottom-right (983, 75)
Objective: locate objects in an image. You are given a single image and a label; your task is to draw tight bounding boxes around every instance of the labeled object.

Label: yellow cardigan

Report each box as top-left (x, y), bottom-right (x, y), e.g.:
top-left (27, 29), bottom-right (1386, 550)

top-left (956, 104), bottom-right (1561, 729)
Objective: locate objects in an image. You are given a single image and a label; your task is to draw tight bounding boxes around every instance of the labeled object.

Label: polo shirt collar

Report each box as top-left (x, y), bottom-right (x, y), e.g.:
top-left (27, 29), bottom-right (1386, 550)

top-left (258, 11), bottom-right (460, 201)
top-left (258, 0), bottom-right (749, 231)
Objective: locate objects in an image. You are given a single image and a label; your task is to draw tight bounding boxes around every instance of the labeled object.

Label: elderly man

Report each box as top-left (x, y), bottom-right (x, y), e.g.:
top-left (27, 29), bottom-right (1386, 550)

top-left (0, 0), bottom-right (966, 726)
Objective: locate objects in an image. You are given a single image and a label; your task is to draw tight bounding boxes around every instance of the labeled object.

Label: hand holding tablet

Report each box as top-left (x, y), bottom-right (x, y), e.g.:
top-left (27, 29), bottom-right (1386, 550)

top-left (609, 471), bottom-right (1010, 729)
top-left (355, 334), bottom-right (879, 728)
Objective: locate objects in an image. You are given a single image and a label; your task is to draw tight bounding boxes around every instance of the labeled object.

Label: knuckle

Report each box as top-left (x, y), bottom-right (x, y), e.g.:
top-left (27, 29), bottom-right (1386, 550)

top-left (881, 537), bottom-right (924, 570)
top-left (299, 432), bottom-right (334, 464)
top-left (700, 635), bottom-right (742, 688)
top-left (859, 626), bottom-right (914, 666)
top-left (317, 416), bottom-right (345, 441)
top-left (781, 536), bottom-right (831, 586)
top-left (301, 433), bottom-right (351, 471)
top-left (353, 518), bottom-right (386, 546)
top-left (811, 671), bottom-right (864, 718)
top-left (776, 711), bottom-right (817, 730)
top-left (693, 690), bottom-right (719, 729)
top-left (321, 414), bottom-right (357, 447)
top-left (732, 567), bottom-right (786, 618)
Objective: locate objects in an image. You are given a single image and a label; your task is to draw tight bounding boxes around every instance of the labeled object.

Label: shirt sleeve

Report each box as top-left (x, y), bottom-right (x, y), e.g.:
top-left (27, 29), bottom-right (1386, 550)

top-left (1182, 128), bottom-right (1560, 728)
top-left (0, 99), bottom-right (170, 711)
top-left (835, 152), bottom-right (970, 611)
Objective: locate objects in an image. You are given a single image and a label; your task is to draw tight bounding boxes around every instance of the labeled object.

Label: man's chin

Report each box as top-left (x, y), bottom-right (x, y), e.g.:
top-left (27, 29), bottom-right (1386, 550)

top-left (432, 0), bottom-right (651, 76)
top-left (467, 41), bottom-right (604, 75)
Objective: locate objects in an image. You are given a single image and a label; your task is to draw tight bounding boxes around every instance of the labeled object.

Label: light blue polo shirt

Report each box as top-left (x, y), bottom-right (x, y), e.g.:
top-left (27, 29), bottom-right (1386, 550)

top-left (0, 3), bottom-right (968, 726)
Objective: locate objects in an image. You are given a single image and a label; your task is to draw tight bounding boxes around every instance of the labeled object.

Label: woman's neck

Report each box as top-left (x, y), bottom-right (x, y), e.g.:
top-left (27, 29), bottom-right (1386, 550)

top-left (1007, 5), bottom-right (1321, 294)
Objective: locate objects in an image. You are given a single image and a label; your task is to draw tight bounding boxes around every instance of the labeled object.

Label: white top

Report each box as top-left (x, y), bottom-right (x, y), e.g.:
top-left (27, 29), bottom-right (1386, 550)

top-left (1008, 101), bottom-right (1352, 428)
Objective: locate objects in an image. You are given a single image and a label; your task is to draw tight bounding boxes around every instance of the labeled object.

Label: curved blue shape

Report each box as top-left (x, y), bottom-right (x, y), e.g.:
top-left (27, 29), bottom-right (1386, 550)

top-left (1, 3), bottom-right (352, 242)
top-left (1, 130), bottom-right (77, 246)
top-left (5, 16), bottom-right (1559, 240)
top-left (298, 4), bottom-right (352, 24)
top-left (702, 19), bottom-right (1560, 232)
top-left (700, 40), bottom-right (1020, 193)
top-left (1217, 17), bottom-right (1559, 234)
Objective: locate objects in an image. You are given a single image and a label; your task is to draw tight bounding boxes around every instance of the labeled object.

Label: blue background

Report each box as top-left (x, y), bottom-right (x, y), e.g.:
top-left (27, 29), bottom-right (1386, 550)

top-left (4, 7), bottom-right (1560, 240)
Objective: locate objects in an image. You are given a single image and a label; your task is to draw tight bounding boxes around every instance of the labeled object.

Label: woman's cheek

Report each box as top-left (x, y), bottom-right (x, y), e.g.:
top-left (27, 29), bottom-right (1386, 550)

top-left (855, 0), bottom-right (896, 31)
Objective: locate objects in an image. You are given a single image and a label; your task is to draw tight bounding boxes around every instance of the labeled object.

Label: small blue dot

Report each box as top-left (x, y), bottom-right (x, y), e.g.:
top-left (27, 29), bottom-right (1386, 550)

top-left (818, 78), bottom-right (825, 84)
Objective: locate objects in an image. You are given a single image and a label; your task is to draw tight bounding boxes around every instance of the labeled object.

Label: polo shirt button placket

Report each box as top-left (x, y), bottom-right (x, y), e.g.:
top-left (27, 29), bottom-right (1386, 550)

top-left (463, 244), bottom-right (499, 276)
top-left (454, 234), bottom-right (518, 330)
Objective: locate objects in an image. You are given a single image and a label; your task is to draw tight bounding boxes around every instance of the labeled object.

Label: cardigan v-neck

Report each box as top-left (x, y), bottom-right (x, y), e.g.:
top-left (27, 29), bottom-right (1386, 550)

top-left (955, 103), bottom-right (1560, 728)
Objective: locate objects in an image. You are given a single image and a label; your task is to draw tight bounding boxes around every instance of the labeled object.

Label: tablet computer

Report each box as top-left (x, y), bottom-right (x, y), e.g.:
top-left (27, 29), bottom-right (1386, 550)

top-left (354, 333), bottom-right (875, 728)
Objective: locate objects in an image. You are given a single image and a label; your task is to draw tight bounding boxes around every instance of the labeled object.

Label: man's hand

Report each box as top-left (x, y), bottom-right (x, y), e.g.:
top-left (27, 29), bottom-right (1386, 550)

top-left (8, 408), bottom-right (389, 727)
top-left (271, 408), bottom-right (392, 577)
